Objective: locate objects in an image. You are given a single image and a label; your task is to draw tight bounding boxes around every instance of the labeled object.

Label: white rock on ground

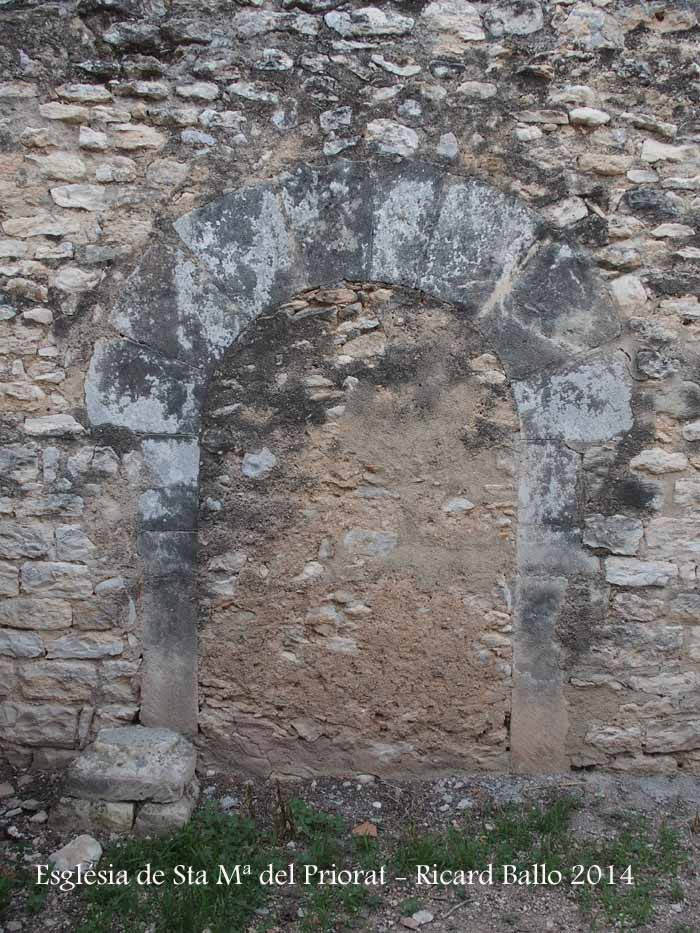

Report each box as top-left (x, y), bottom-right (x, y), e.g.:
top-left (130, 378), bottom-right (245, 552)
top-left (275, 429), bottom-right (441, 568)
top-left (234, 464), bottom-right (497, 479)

top-left (48, 834), bottom-right (102, 872)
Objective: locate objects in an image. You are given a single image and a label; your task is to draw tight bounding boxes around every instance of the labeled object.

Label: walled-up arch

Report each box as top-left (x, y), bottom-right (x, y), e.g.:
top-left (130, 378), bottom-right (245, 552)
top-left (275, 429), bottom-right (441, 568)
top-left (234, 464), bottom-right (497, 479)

top-left (84, 159), bottom-right (634, 774)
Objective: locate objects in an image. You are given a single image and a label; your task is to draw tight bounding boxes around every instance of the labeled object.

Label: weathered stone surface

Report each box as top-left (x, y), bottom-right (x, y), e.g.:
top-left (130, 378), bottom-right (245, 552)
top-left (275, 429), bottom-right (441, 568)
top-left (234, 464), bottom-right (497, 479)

top-left (50, 185), bottom-right (107, 212)
top-left (277, 161), bottom-right (372, 289)
top-left (630, 448), bottom-right (688, 474)
top-left (138, 439), bottom-right (198, 493)
top-left (484, 1), bottom-right (542, 37)
top-left (511, 574), bottom-right (568, 772)
top-left (2, 213), bottom-right (86, 239)
top-left (421, 1), bottom-right (485, 44)
top-left (0, 702), bottom-right (78, 747)
top-left (325, 6), bottom-right (414, 37)
top-left (0, 563), bottom-right (20, 597)
top-left (0, 629), bottom-right (44, 658)
top-left (365, 120), bottom-right (419, 157)
top-left (586, 725), bottom-right (641, 755)
top-left (86, 339), bottom-right (204, 435)
top-left (544, 196), bottom-right (588, 228)
top-left (518, 442), bottom-right (579, 527)
top-left (20, 562), bottom-right (93, 599)
top-left (583, 514), bottom-right (643, 556)
top-left (559, 4), bottom-right (624, 50)
top-left (133, 781), bottom-right (199, 835)
top-left (46, 634), bottom-right (122, 660)
top-left (645, 720), bottom-right (700, 754)
top-left (646, 518), bottom-right (700, 564)
top-left (605, 557), bottom-right (678, 588)
top-left (138, 484), bottom-right (199, 533)
top-left (39, 102), bottom-right (89, 124)
top-left (55, 525), bottom-right (96, 562)
top-left (674, 479), bottom-right (700, 507)
top-left (569, 107), bottom-right (610, 127)
top-left (138, 531), bottom-right (196, 578)
top-left (241, 447), bottom-right (276, 479)
top-left (58, 84), bottom-right (111, 103)
top-left (0, 446), bottom-right (38, 483)
top-left (140, 576), bottom-right (198, 734)
top-left (20, 661), bottom-right (97, 700)
top-left (175, 181), bottom-right (303, 316)
top-left (514, 353), bottom-right (632, 443)
top-left (51, 797), bottom-right (135, 833)
top-left (112, 124), bottom-right (166, 150)
top-left (417, 175), bottom-right (541, 312)
top-left (681, 421), bottom-right (700, 442)
top-left (65, 727), bottom-right (197, 803)
top-left (24, 415), bottom-right (85, 438)
top-left (669, 593), bottom-right (700, 623)
top-left (110, 242), bottom-right (242, 365)
top-left (0, 598), bottom-right (71, 631)
top-left (488, 247), bottom-right (621, 379)
top-left (612, 592), bottom-right (664, 622)
top-left (26, 152), bottom-right (86, 181)
top-left (66, 446), bottom-right (119, 480)
top-left (0, 521), bottom-right (53, 559)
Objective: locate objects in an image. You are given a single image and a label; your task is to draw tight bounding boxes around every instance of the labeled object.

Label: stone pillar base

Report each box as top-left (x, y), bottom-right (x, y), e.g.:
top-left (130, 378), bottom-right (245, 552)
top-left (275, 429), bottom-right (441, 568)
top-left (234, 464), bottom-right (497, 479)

top-left (51, 725), bottom-right (199, 836)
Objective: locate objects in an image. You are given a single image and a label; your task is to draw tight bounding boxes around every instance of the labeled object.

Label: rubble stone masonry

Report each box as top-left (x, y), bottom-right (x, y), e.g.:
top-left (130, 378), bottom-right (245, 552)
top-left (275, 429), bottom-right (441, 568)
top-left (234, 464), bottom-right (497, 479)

top-left (1, 0), bottom-right (700, 779)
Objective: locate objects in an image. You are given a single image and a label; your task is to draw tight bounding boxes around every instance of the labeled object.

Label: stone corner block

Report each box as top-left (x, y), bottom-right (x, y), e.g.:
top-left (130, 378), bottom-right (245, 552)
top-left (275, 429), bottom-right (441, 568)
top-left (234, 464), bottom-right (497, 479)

top-left (64, 725), bottom-right (197, 804)
top-left (133, 779), bottom-right (199, 836)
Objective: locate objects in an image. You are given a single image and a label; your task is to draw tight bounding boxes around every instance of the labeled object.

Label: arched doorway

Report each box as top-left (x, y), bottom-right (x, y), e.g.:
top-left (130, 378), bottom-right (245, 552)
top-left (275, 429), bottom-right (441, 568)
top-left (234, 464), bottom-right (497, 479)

top-left (84, 159), bottom-right (632, 773)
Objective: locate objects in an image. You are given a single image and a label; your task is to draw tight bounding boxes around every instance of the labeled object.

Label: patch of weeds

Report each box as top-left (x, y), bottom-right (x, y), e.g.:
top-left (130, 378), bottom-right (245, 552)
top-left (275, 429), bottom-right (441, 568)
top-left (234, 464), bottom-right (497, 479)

top-left (292, 800), bottom-right (380, 932)
top-left (291, 798), bottom-right (345, 871)
top-left (394, 822), bottom-right (488, 876)
top-left (573, 818), bottom-right (687, 930)
top-left (76, 804), bottom-right (283, 933)
top-left (0, 871), bottom-right (13, 918)
top-left (393, 795), bottom-right (686, 930)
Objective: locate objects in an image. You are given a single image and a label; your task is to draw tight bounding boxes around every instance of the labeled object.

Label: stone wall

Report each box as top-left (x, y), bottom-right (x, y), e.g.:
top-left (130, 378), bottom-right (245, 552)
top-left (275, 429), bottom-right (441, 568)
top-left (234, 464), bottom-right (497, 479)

top-left (1, 0), bottom-right (700, 777)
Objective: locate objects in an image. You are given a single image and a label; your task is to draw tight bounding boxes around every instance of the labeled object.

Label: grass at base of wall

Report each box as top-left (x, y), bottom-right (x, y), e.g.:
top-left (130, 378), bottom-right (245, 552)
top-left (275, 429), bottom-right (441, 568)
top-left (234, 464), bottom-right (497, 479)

top-left (2, 792), bottom-right (689, 933)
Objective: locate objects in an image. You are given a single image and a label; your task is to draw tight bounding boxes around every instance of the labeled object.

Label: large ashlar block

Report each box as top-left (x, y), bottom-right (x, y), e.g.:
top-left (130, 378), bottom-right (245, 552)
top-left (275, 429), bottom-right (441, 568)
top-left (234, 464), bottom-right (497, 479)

top-left (65, 726), bottom-right (197, 803)
top-left (416, 173), bottom-right (542, 312)
top-left (513, 352), bottom-right (633, 444)
top-left (277, 160), bottom-right (373, 287)
top-left (110, 241), bottom-right (247, 366)
top-left (481, 243), bottom-right (621, 380)
top-left (175, 182), bottom-right (305, 316)
top-left (370, 159), bottom-right (445, 287)
top-left (133, 780), bottom-right (199, 836)
top-left (86, 339), bottom-right (205, 435)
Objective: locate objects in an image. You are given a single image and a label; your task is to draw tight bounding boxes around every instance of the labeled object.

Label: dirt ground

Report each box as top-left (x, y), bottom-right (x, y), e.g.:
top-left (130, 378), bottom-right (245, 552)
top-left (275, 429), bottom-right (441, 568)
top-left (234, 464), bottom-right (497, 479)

top-left (1, 762), bottom-right (700, 932)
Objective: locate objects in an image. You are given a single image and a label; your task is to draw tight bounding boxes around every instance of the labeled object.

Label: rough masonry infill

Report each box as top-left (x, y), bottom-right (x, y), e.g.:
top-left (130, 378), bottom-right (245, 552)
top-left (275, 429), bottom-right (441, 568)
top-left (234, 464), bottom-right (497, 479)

top-left (84, 159), bottom-right (633, 775)
top-left (198, 286), bottom-right (517, 778)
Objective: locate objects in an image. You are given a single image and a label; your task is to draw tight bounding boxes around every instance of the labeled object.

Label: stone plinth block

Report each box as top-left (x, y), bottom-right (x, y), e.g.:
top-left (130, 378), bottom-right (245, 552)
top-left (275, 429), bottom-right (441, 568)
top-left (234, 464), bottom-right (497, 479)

top-left (64, 726), bottom-right (197, 803)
